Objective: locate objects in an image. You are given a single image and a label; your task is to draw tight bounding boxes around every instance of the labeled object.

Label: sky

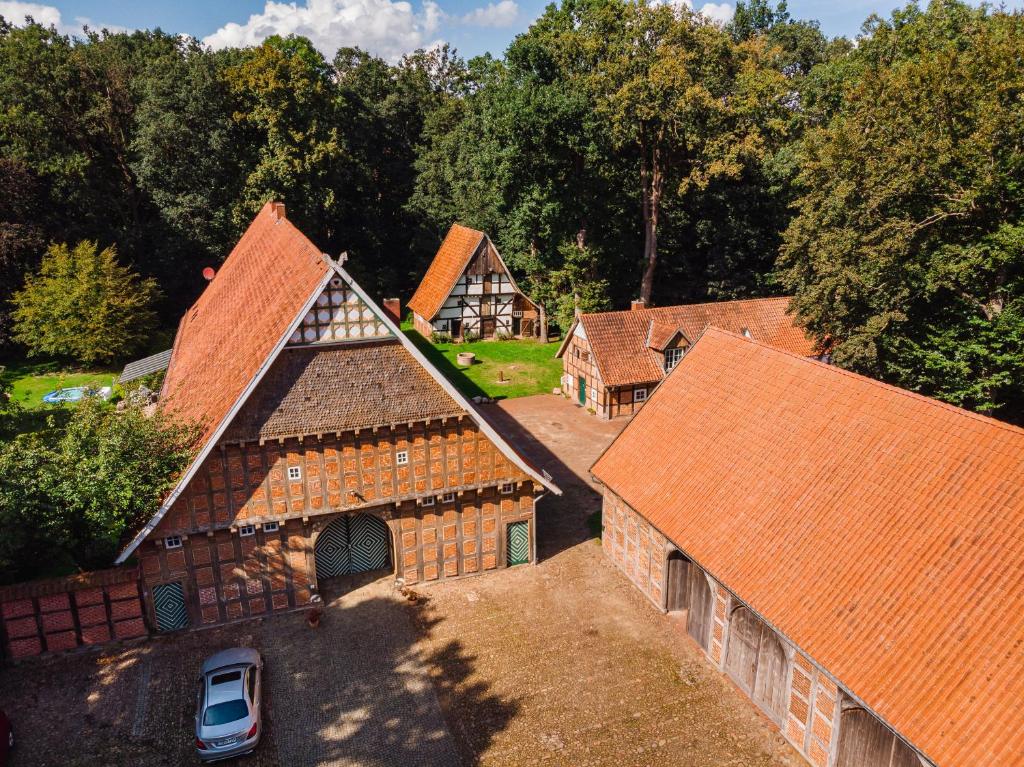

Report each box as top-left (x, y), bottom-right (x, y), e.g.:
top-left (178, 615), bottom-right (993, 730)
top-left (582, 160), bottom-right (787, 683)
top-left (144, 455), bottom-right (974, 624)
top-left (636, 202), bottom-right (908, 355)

top-left (0, 0), bottom-right (1019, 62)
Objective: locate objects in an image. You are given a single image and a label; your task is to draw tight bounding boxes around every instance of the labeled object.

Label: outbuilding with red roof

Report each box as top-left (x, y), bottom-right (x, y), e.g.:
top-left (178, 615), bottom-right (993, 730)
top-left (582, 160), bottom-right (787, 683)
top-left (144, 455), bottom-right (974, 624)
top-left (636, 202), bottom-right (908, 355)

top-left (591, 327), bottom-right (1024, 767)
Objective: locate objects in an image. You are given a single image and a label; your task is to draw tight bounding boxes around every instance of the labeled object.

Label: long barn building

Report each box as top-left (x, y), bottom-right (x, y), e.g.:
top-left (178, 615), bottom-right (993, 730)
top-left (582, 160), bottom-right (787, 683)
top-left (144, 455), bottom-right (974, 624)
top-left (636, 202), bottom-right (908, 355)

top-left (116, 203), bottom-right (559, 631)
top-left (592, 327), bottom-right (1024, 767)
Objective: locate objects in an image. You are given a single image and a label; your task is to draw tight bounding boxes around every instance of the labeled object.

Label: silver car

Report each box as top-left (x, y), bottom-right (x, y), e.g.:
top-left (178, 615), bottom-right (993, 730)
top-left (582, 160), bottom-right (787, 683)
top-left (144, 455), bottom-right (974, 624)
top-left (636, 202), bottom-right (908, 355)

top-left (194, 648), bottom-right (263, 762)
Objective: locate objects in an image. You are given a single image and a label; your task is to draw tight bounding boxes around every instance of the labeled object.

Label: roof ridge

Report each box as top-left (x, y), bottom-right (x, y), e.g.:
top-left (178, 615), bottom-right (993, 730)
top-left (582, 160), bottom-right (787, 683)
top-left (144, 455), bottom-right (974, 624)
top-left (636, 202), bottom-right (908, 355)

top-left (579, 295), bottom-right (794, 321)
top-left (702, 326), bottom-right (1024, 439)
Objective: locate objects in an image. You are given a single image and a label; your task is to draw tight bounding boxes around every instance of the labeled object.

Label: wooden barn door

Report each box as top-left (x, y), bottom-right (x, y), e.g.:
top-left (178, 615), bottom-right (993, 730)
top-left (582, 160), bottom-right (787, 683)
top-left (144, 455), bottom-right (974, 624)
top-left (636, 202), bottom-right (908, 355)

top-left (686, 566), bottom-right (713, 651)
top-left (725, 606), bottom-right (788, 723)
top-left (666, 551), bottom-right (689, 612)
top-left (836, 707), bottom-right (920, 767)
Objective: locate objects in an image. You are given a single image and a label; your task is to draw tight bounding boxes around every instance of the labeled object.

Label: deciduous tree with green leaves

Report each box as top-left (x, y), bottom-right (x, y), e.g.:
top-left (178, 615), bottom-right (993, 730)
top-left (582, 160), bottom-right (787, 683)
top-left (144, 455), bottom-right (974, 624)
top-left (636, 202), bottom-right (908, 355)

top-left (11, 240), bottom-right (160, 365)
top-left (778, 0), bottom-right (1024, 422)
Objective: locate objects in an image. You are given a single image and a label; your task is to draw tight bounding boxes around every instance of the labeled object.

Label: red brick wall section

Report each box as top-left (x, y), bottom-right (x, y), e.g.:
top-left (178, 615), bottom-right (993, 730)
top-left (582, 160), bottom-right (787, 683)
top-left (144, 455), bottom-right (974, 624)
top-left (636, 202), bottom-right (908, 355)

top-left (140, 518), bottom-right (314, 629)
top-left (393, 482), bottom-right (535, 584)
top-left (601, 485), bottom-right (846, 767)
top-left (156, 418), bottom-right (527, 536)
top-left (413, 312), bottom-right (435, 338)
top-left (601, 487), bottom-right (668, 607)
top-left (0, 567), bottom-right (147, 659)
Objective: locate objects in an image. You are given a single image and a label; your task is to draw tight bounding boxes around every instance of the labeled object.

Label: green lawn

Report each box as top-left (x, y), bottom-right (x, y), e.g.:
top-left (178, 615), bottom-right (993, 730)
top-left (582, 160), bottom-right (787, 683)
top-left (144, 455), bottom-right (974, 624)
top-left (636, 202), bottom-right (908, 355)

top-left (403, 326), bottom-right (562, 400)
top-left (2, 359), bottom-right (118, 410)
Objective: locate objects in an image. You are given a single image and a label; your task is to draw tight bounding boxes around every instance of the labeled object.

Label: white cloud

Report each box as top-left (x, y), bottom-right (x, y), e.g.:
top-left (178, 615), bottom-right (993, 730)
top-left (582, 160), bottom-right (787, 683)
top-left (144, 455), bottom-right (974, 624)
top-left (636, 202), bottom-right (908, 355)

top-left (202, 0), bottom-right (445, 63)
top-left (698, 2), bottom-right (734, 25)
top-left (0, 1), bottom-right (127, 36)
top-left (651, 0), bottom-right (735, 25)
top-left (459, 0), bottom-right (518, 28)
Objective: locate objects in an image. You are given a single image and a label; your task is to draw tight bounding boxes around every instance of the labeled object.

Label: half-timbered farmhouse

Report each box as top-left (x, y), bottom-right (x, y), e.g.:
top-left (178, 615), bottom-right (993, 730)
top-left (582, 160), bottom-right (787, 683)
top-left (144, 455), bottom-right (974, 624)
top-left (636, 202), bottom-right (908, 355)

top-left (557, 297), bottom-right (817, 418)
top-left (592, 327), bottom-right (1024, 767)
top-left (116, 203), bottom-right (559, 632)
top-left (408, 223), bottom-right (540, 340)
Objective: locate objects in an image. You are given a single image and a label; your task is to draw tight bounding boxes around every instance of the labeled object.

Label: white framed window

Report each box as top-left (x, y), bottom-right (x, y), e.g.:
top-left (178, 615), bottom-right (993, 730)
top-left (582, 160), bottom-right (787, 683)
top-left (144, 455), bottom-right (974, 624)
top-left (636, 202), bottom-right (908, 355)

top-left (287, 466), bottom-right (301, 481)
top-left (470, 274), bottom-right (483, 284)
top-left (500, 482), bottom-right (514, 495)
top-left (239, 524), bottom-right (256, 537)
top-left (163, 535), bottom-right (182, 549)
top-left (442, 492), bottom-right (456, 503)
top-left (262, 521), bottom-right (279, 533)
top-left (634, 388), bottom-right (648, 403)
top-left (664, 347), bottom-right (684, 372)
top-left (421, 496), bottom-right (435, 507)
top-left (396, 450), bottom-right (409, 466)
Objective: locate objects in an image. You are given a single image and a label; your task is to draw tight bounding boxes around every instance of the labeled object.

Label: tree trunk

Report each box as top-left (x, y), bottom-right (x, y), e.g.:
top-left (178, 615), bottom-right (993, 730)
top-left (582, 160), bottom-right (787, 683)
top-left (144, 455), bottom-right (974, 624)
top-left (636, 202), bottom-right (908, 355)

top-left (538, 302), bottom-right (548, 344)
top-left (639, 145), bottom-right (663, 305)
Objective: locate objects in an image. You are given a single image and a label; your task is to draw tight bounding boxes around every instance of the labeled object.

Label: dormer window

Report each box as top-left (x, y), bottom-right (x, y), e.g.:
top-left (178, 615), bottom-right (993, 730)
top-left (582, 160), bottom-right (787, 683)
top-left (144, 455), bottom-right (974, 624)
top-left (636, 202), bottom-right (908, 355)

top-left (664, 347), bottom-right (684, 372)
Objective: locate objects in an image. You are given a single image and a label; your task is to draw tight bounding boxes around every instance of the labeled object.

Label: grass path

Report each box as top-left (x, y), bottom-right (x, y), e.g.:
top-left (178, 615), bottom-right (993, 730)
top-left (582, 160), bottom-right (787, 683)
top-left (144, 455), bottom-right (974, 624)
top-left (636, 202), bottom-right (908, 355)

top-left (402, 327), bottom-right (562, 400)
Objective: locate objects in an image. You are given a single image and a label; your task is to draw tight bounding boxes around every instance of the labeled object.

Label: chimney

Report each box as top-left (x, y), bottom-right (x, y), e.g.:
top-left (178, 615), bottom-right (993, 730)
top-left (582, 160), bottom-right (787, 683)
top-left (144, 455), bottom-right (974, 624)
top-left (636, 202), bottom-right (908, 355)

top-left (382, 298), bottom-right (401, 324)
top-left (271, 202), bottom-right (287, 220)
top-left (630, 298), bottom-right (646, 311)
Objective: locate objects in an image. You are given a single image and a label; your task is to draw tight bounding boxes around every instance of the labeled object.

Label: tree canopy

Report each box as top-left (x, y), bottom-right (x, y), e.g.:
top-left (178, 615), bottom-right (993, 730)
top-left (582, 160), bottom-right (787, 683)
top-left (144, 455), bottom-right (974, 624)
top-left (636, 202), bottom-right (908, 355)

top-left (11, 240), bottom-right (160, 365)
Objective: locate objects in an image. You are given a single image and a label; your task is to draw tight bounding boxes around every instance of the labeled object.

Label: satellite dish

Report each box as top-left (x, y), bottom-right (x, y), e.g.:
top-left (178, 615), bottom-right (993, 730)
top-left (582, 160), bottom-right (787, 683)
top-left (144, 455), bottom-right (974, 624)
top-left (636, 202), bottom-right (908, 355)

top-left (202, 267), bottom-right (216, 281)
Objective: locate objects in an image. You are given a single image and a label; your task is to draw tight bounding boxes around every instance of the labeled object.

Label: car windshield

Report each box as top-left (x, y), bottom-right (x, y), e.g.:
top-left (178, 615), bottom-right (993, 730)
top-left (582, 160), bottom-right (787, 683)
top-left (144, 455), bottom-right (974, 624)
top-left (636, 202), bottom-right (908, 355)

top-left (203, 699), bottom-right (248, 726)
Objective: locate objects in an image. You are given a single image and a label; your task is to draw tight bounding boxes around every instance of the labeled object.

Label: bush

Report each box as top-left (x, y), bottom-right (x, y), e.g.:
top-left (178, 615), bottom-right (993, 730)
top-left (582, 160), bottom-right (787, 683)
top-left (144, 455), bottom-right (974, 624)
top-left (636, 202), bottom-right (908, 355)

top-left (11, 241), bottom-right (161, 365)
top-left (496, 330), bottom-right (513, 341)
top-left (463, 329), bottom-right (480, 343)
top-left (430, 330), bottom-right (453, 344)
top-left (0, 399), bottom-right (197, 582)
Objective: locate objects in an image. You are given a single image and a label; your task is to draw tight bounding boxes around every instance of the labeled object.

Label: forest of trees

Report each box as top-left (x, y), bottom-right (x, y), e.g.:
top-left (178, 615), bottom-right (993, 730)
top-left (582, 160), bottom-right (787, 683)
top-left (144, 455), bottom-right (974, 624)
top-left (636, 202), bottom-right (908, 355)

top-left (1, 0), bottom-right (1021, 422)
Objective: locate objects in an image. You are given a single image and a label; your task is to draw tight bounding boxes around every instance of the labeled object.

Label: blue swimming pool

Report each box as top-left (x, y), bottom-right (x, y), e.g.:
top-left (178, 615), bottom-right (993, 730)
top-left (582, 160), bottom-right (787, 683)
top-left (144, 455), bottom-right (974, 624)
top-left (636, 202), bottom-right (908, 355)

top-left (42, 386), bottom-right (88, 404)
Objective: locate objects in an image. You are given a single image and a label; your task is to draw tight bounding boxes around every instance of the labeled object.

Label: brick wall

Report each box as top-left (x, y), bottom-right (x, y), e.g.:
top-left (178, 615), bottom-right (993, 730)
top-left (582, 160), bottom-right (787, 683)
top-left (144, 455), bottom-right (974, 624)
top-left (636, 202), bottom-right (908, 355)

top-left (413, 312), bottom-right (435, 338)
top-left (140, 481), bottom-right (537, 630)
top-left (0, 568), bottom-right (147, 660)
top-left (396, 482), bottom-right (535, 584)
top-left (600, 486), bottom-right (847, 767)
top-left (601, 487), bottom-right (668, 607)
top-left (140, 517), bottom-right (314, 627)
top-left (156, 417), bottom-right (526, 537)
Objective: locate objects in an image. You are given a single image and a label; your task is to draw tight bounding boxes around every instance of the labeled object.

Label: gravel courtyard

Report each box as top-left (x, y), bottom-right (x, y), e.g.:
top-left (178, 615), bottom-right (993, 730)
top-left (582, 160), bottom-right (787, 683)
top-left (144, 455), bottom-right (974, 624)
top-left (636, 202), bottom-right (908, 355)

top-left (0, 395), bottom-right (803, 767)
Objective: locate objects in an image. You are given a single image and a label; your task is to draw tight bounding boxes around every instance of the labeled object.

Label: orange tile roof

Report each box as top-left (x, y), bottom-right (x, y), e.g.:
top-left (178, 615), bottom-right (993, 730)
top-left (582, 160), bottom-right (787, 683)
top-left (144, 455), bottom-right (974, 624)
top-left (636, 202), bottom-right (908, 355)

top-left (568, 297), bottom-right (817, 388)
top-left (160, 202), bottom-right (330, 446)
top-left (591, 328), bottom-right (1024, 767)
top-left (407, 223), bottom-right (484, 320)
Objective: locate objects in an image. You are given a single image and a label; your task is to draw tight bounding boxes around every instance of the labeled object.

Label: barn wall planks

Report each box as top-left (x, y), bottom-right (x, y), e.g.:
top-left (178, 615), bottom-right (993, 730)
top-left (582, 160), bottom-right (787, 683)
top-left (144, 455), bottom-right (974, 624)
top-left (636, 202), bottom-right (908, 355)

top-left (599, 486), bottom-right (923, 767)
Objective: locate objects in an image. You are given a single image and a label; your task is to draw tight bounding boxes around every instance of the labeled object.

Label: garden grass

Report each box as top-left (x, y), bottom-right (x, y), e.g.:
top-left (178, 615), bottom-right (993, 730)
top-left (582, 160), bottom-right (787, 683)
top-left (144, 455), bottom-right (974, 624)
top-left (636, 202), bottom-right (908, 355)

top-left (2, 359), bottom-right (119, 410)
top-left (402, 325), bottom-right (562, 400)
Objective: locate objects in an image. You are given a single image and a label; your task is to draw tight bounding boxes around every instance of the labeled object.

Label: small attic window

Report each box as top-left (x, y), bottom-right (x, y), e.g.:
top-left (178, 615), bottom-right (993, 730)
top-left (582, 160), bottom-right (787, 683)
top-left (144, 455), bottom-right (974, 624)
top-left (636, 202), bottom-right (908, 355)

top-left (238, 524), bottom-right (256, 537)
top-left (288, 466), bottom-right (301, 481)
top-left (330, 277), bottom-right (343, 288)
top-left (442, 492), bottom-right (456, 503)
top-left (421, 496), bottom-right (435, 507)
top-left (634, 388), bottom-right (648, 403)
top-left (164, 535), bottom-right (182, 549)
top-left (396, 450), bottom-right (409, 466)
top-left (263, 521), bottom-right (279, 533)
top-left (500, 482), bottom-right (514, 495)
top-left (741, 327), bottom-right (753, 338)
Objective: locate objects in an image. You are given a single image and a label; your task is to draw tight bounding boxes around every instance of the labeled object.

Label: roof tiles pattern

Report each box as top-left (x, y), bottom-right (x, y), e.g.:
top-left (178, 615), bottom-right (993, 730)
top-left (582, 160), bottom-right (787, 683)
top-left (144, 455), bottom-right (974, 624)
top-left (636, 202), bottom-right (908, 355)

top-left (591, 328), bottom-right (1024, 767)
top-left (578, 297), bottom-right (816, 387)
top-left (160, 203), bottom-right (330, 446)
top-left (223, 341), bottom-right (464, 443)
top-left (407, 223), bottom-right (484, 321)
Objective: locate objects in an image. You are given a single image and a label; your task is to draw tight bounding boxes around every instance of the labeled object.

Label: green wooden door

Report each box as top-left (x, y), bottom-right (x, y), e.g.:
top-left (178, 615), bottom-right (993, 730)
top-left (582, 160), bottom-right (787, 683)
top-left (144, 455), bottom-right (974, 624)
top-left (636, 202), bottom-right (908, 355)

top-left (153, 582), bottom-right (189, 632)
top-left (507, 521), bottom-right (530, 566)
top-left (578, 376), bottom-right (586, 405)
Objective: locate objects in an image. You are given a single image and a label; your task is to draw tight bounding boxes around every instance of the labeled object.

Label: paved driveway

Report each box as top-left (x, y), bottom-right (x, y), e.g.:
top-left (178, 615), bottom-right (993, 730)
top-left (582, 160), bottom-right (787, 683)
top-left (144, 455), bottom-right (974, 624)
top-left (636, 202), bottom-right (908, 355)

top-left (0, 394), bottom-right (803, 767)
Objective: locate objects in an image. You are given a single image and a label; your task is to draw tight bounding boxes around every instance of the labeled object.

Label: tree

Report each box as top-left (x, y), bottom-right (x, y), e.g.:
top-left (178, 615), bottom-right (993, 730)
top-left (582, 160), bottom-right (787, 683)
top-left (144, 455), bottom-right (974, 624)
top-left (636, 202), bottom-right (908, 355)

top-left (11, 240), bottom-right (160, 365)
top-left (592, 2), bottom-right (790, 303)
top-left (778, 1), bottom-right (1024, 422)
top-left (0, 399), bottom-right (196, 581)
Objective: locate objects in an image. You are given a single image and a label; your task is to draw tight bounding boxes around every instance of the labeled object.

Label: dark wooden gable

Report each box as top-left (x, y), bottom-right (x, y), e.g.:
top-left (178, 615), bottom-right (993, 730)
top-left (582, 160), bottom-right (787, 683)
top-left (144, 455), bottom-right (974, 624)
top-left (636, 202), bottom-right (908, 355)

top-left (464, 240), bottom-right (505, 277)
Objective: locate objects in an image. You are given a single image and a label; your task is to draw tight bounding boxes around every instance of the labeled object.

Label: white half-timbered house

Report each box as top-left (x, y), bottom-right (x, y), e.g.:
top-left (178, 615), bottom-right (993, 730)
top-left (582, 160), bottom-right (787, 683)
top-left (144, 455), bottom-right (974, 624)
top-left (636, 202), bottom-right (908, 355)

top-left (409, 224), bottom-right (539, 340)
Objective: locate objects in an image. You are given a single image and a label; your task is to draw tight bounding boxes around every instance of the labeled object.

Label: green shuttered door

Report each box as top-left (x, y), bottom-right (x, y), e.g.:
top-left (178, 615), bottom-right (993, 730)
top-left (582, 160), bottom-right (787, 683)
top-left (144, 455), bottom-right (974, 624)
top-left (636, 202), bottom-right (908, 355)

top-left (153, 582), bottom-right (189, 632)
top-left (315, 514), bottom-right (390, 580)
top-left (507, 521), bottom-right (530, 566)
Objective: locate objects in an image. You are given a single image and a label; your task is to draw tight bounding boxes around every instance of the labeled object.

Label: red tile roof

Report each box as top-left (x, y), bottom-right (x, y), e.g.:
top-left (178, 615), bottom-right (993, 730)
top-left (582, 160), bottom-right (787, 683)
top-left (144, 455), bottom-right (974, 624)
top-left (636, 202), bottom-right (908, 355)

top-left (591, 328), bottom-right (1024, 767)
top-left (407, 223), bottom-right (484, 321)
top-left (160, 202), bottom-right (330, 445)
top-left (563, 297), bottom-right (817, 388)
